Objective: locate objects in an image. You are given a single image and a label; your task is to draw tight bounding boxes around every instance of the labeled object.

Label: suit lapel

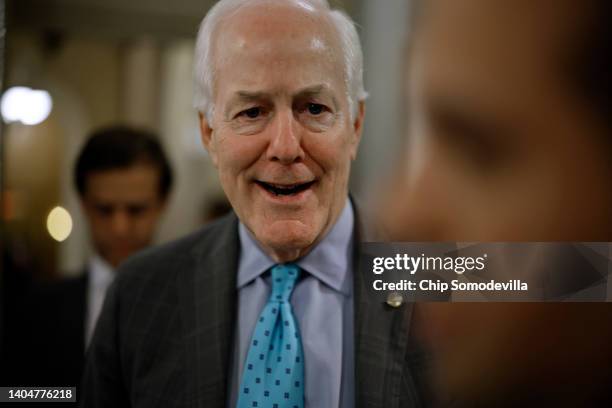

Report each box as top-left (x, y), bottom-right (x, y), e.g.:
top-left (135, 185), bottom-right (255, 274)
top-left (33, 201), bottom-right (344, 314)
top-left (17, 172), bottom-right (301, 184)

top-left (178, 214), bottom-right (240, 408)
top-left (353, 203), bottom-right (419, 408)
top-left (177, 206), bottom-right (424, 407)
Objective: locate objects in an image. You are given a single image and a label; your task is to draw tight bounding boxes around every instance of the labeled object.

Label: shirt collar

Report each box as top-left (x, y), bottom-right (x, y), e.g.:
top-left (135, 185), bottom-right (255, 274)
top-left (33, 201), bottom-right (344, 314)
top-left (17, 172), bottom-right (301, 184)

top-left (237, 197), bottom-right (354, 296)
top-left (89, 253), bottom-right (115, 288)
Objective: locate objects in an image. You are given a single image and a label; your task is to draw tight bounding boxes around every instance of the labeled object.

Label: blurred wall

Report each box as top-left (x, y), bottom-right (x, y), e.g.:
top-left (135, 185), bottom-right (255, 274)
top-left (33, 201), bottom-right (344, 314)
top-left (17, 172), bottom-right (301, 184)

top-left (352, 0), bottom-right (411, 202)
top-left (156, 39), bottom-right (223, 244)
top-left (4, 30), bottom-right (122, 277)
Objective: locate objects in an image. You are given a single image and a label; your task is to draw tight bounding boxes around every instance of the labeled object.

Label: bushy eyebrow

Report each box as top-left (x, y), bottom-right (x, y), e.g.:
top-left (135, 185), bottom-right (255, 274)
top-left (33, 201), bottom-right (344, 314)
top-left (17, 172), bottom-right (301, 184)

top-left (295, 85), bottom-right (339, 110)
top-left (224, 84), bottom-right (339, 117)
top-left (223, 91), bottom-right (270, 118)
top-left (235, 91), bottom-right (269, 101)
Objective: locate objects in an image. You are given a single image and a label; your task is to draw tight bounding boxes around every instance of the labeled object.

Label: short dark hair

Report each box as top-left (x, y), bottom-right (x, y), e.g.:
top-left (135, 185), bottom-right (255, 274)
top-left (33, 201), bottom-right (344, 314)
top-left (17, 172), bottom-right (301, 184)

top-left (74, 126), bottom-right (173, 199)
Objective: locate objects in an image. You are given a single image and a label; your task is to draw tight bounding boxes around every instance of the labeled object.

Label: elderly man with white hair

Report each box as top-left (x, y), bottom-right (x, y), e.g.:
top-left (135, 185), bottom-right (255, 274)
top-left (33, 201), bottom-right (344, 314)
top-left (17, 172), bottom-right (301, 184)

top-left (81, 1), bottom-right (428, 407)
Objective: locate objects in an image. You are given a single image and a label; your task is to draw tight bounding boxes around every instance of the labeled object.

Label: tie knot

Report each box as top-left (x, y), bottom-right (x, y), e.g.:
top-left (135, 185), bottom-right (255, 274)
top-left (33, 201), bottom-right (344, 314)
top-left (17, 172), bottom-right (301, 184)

top-left (270, 264), bottom-right (300, 302)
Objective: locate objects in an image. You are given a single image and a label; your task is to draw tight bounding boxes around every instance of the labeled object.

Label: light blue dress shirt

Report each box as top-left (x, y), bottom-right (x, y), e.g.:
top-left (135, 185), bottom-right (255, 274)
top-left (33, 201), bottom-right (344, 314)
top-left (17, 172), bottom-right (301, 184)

top-left (229, 198), bottom-right (355, 408)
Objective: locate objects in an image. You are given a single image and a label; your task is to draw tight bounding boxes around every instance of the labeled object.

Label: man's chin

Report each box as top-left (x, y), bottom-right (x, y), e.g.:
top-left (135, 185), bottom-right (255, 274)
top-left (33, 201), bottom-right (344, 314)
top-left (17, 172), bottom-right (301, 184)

top-left (254, 220), bottom-right (320, 262)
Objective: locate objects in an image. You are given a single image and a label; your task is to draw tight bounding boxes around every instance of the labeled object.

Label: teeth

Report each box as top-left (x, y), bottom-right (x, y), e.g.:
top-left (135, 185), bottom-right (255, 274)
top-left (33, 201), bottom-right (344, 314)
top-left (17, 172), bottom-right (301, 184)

top-left (257, 180), bottom-right (314, 196)
top-left (268, 183), bottom-right (303, 189)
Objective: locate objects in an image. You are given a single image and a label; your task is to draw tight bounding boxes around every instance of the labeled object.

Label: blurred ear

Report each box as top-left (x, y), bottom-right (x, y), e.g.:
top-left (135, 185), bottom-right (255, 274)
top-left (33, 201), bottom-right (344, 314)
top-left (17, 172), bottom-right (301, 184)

top-left (349, 101), bottom-right (366, 160)
top-left (199, 112), bottom-right (218, 167)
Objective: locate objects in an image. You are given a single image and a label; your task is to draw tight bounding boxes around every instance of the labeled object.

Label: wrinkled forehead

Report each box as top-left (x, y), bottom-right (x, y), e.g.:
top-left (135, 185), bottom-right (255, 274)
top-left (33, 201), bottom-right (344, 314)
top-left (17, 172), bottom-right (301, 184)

top-left (212, 1), bottom-right (343, 71)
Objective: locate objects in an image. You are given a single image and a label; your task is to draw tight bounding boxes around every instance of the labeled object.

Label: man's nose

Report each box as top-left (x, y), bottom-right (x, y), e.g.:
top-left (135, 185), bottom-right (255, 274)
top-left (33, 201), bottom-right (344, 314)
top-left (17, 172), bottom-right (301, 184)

top-left (265, 109), bottom-right (305, 164)
top-left (110, 210), bottom-right (131, 237)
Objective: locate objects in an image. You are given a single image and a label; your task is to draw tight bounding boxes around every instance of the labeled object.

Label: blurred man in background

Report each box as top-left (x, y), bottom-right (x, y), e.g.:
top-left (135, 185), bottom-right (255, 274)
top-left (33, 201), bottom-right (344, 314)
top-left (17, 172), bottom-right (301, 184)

top-left (75, 126), bottom-right (173, 345)
top-left (2, 126), bottom-right (173, 389)
top-left (383, 0), bottom-right (612, 406)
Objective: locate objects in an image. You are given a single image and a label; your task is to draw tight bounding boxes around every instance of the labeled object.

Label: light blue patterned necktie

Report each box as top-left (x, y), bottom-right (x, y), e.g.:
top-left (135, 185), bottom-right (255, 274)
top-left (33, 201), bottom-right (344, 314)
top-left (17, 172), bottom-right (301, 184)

top-left (237, 264), bottom-right (305, 408)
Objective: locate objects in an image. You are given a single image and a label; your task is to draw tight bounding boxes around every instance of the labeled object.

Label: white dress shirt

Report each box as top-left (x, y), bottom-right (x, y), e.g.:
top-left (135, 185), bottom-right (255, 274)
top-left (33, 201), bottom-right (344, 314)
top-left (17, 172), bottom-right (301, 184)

top-left (85, 254), bottom-right (115, 347)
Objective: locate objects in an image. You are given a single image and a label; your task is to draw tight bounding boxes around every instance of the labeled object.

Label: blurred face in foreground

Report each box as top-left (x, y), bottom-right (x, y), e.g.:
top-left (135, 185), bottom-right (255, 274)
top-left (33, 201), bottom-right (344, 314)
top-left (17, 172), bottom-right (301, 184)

top-left (200, 2), bottom-right (364, 263)
top-left (384, 0), bottom-right (612, 405)
top-left (389, 0), bottom-right (611, 242)
top-left (81, 164), bottom-right (166, 268)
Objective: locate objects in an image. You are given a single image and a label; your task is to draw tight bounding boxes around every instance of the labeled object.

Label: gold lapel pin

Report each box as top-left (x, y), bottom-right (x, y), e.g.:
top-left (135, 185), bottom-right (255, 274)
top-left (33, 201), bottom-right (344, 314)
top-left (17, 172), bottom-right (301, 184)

top-left (386, 292), bottom-right (403, 308)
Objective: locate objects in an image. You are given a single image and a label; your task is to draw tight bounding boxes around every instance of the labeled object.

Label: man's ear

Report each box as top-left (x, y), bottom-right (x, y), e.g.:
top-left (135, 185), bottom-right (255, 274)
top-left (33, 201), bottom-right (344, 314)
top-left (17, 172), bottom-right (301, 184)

top-left (199, 112), bottom-right (218, 167)
top-left (350, 101), bottom-right (366, 160)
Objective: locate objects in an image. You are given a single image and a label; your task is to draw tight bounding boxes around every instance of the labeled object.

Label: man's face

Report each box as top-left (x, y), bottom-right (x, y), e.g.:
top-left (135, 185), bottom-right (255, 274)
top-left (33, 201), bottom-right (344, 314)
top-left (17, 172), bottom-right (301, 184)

top-left (81, 164), bottom-right (166, 268)
top-left (200, 3), bottom-right (363, 262)
top-left (385, 0), bottom-right (612, 242)
top-left (381, 0), bottom-right (612, 404)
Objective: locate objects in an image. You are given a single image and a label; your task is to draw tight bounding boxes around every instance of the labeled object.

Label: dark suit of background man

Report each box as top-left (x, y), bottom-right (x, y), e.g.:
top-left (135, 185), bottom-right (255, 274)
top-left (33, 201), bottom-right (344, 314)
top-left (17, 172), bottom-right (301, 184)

top-left (82, 1), bottom-right (430, 407)
top-left (1, 126), bottom-right (172, 393)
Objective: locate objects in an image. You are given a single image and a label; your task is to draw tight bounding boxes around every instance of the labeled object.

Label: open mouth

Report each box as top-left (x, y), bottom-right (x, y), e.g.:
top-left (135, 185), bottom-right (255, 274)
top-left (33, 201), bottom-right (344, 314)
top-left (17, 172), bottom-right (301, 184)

top-left (256, 180), bottom-right (316, 196)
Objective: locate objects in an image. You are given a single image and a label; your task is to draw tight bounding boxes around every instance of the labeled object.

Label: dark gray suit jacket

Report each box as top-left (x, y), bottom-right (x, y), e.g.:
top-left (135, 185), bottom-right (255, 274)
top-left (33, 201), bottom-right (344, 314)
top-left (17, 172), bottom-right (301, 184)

top-left (81, 210), bottom-right (431, 408)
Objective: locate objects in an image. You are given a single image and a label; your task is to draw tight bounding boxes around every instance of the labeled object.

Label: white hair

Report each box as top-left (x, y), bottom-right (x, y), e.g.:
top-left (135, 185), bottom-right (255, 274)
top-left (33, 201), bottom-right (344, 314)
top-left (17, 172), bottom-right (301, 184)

top-left (193, 0), bottom-right (367, 122)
